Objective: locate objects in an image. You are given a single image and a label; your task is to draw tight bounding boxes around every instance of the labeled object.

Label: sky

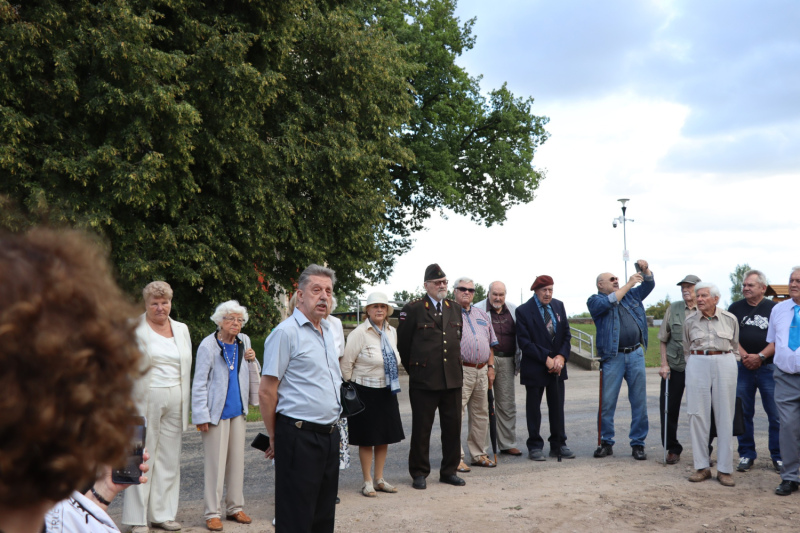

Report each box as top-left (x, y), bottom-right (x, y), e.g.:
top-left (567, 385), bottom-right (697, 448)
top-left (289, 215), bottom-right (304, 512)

top-left (363, 0), bottom-right (799, 314)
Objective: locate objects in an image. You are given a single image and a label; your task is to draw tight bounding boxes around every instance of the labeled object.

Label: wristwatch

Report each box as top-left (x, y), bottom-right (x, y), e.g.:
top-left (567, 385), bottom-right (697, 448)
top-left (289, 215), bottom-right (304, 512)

top-left (758, 353), bottom-right (766, 363)
top-left (487, 364), bottom-right (495, 369)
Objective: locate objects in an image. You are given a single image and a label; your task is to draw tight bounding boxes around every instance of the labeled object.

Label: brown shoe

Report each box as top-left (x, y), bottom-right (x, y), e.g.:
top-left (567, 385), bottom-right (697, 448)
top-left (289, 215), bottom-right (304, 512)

top-left (206, 518), bottom-right (223, 531)
top-left (457, 460), bottom-right (471, 473)
top-left (500, 448), bottom-right (523, 456)
top-left (666, 453), bottom-right (680, 465)
top-left (688, 468), bottom-right (711, 482)
top-left (471, 455), bottom-right (497, 468)
top-left (717, 473), bottom-right (735, 487)
top-left (226, 511), bottom-right (252, 524)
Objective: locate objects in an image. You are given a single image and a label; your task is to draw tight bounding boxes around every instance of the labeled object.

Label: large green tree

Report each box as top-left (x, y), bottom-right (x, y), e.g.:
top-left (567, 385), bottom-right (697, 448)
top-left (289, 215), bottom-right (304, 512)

top-left (729, 263), bottom-right (752, 303)
top-left (1, 0), bottom-right (548, 335)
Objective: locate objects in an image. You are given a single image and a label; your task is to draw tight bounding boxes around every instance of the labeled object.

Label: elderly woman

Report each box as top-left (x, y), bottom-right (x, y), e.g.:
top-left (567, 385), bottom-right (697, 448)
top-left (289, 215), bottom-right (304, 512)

top-left (122, 281), bottom-right (193, 533)
top-left (340, 292), bottom-right (405, 497)
top-left (0, 229), bottom-right (143, 532)
top-left (192, 301), bottom-right (257, 530)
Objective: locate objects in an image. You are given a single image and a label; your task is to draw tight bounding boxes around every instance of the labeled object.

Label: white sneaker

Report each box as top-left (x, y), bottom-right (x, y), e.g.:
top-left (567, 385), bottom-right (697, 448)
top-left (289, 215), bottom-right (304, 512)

top-left (152, 521), bottom-right (181, 531)
top-left (131, 527), bottom-right (149, 533)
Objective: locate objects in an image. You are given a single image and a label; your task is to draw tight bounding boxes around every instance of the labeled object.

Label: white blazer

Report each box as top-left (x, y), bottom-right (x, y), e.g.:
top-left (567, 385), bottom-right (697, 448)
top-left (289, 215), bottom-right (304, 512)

top-left (132, 314), bottom-right (193, 431)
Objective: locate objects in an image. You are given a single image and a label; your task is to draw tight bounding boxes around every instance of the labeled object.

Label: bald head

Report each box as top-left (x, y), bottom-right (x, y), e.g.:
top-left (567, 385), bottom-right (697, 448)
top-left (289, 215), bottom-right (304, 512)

top-left (488, 280), bottom-right (507, 310)
top-left (596, 272), bottom-right (620, 295)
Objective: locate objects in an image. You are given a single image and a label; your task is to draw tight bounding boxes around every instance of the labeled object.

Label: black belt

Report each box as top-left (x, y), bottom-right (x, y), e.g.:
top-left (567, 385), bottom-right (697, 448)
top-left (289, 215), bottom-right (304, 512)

top-left (279, 414), bottom-right (336, 434)
top-left (494, 351), bottom-right (514, 357)
top-left (619, 343), bottom-right (641, 354)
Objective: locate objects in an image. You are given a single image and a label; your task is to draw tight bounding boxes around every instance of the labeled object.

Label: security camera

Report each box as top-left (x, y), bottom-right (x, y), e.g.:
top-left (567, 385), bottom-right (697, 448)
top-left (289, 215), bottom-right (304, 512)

top-left (612, 220), bottom-right (618, 228)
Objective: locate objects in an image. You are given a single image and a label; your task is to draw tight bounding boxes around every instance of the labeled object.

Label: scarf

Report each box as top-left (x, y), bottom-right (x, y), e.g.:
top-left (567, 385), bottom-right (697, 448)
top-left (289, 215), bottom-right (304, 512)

top-left (368, 318), bottom-right (401, 394)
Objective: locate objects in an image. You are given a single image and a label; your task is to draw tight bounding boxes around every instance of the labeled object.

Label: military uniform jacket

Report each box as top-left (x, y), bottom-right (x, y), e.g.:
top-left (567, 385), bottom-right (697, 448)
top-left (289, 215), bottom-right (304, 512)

top-left (397, 297), bottom-right (463, 391)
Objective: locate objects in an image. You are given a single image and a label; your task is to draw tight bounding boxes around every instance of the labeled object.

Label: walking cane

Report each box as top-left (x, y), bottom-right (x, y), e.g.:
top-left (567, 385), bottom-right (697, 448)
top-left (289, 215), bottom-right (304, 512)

top-left (553, 370), bottom-right (563, 462)
top-left (663, 371), bottom-right (669, 466)
top-left (597, 364), bottom-right (603, 447)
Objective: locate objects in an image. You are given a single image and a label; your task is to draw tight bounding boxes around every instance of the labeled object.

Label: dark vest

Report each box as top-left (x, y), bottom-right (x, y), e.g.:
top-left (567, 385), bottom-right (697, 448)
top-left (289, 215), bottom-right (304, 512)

top-left (665, 300), bottom-right (692, 371)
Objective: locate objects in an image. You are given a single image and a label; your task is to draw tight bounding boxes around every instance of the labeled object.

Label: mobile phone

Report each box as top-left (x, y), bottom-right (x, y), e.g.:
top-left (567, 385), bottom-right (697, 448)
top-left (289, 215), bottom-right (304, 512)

top-left (251, 433), bottom-right (270, 452)
top-left (634, 262), bottom-right (643, 274)
top-left (112, 416), bottom-right (146, 484)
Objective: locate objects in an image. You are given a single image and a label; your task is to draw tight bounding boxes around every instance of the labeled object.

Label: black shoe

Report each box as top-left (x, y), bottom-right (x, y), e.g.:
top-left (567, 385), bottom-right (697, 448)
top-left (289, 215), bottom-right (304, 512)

top-left (528, 449), bottom-right (546, 461)
top-left (632, 445), bottom-right (647, 460)
top-left (412, 476), bottom-right (427, 490)
top-left (775, 480), bottom-right (799, 496)
top-left (594, 442), bottom-right (613, 458)
top-left (439, 474), bottom-right (466, 486)
top-left (550, 446), bottom-right (576, 459)
top-left (737, 457), bottom-right (754, 472)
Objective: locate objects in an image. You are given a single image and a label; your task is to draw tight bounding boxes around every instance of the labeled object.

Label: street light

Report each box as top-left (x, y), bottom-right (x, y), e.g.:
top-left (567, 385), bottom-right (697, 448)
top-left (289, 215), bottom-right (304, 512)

top-left (612, 198), bottom-right (634, 279)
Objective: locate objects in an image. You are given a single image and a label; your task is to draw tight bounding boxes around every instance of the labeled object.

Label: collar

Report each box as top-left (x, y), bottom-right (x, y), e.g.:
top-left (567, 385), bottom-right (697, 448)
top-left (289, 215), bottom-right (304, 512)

top-left (428, 295), bottom-right (443, 308)
top-left (700, 305), bottom-right (723, 320)
top-left (534, 294), bottom-right (550, 310)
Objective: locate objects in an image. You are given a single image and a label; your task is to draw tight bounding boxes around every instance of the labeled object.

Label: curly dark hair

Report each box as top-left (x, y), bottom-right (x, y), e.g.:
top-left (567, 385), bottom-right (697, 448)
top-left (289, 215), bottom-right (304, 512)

top-left (0, 228), bottom-right (142, 506)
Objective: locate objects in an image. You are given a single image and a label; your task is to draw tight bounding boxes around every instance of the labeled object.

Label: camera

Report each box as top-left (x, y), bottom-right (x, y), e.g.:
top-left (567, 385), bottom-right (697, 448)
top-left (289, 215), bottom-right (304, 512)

top-left (612, 220), bottom-right (618, 228)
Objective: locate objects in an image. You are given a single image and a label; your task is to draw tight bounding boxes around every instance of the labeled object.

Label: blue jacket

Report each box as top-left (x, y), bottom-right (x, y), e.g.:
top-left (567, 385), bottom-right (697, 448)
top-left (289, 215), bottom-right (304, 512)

top-left (516, 297), bottom-right (572, 387)
top-left (587, 276), bottom-right (654, 362)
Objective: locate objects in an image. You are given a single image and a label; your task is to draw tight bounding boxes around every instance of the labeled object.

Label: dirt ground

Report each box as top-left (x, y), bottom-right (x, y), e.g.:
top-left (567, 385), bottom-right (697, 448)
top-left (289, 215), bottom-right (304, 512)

top-left (109, 367), bottom-right (797, 533)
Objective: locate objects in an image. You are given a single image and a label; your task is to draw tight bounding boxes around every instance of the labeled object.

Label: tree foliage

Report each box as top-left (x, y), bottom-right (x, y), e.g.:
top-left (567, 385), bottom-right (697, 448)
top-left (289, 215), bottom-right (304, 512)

top-left (394, 282), bottom-right (486, 304)
top-left (729, 263), bottom-right (752, 303)
top-left (1, 0), bottom-right (548, 335)
top-left (646, 294), bottom-right (671, 320)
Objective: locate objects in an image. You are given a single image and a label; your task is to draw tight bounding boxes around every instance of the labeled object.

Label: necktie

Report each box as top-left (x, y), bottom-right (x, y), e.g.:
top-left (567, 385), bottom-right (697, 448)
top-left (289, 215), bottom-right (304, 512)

top-left (789, 305), bottom-right (800, 351)
top-left (543, 307), bottom-right (555, 341)
top-left (436, 302), bottom-right (442, 314)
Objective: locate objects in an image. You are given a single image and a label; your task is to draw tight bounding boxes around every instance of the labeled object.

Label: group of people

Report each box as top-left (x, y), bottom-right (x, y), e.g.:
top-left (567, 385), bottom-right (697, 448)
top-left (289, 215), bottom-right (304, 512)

top-left (3, 226), bottom-right (800, 533)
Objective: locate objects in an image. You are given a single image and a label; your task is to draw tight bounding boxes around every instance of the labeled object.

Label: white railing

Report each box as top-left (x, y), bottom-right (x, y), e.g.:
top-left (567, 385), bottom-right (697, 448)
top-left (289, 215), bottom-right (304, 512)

top-left (570, 326), bottom-right (596, 359)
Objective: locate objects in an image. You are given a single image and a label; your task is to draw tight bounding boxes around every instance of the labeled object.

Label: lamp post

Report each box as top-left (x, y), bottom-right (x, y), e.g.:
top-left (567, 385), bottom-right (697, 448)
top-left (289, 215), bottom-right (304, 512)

top-left (613, 198), bottom-right (634, 279)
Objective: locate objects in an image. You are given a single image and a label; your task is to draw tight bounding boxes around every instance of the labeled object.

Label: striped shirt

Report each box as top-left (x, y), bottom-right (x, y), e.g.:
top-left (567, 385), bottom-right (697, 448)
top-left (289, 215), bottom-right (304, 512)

top-left (460, 305), bottom-right (498, 364)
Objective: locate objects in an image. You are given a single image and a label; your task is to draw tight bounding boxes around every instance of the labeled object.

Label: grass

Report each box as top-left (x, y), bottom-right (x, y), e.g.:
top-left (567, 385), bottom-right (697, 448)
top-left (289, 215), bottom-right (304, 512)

top-left (571, 323), bottom-right (661, 367)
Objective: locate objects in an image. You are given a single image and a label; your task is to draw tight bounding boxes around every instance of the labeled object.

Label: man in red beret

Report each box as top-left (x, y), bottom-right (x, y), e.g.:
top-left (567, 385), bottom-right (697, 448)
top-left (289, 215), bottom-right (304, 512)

top-left (515, 275), bottom-right (575, 460)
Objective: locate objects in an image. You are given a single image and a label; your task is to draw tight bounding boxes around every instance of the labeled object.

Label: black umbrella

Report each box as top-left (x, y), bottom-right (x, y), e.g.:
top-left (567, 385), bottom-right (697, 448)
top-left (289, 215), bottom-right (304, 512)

top-left (552, 370), bottom-right (563, 462)
top-left (487, 386), bottom-right (498, 465)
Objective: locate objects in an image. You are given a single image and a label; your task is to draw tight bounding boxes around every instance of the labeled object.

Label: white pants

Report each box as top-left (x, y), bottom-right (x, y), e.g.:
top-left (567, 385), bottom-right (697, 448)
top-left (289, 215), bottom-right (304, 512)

top-left (122, 386), bottom-right (183, 526)
top-left (202, 415), bottom-right (246, 520)
top-left (460, 365), bottom-right (489, 461)
top-left (686, 354), bottom-right (737, 473)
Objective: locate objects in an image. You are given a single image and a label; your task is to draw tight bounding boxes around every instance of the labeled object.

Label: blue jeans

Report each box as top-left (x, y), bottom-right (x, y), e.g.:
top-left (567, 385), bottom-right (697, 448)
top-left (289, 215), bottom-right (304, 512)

top-left (736, 361), bottom-right (781, 461)
top-left (600, 347), bottom-right (648, 447)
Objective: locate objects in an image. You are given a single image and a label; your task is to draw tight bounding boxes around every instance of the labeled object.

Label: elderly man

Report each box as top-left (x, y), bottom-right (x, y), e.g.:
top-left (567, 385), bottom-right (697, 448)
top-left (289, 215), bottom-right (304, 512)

top-left (517, 275), bottom-right (575, 460)
top-left (728, 269), bottom-right (780, 472)
top-left (683, 282), bottom-right (740, 487)
top-left (453, 277), bottom-right (498, 471)
top-left (475, 281), bottom-right (522, 456)
top-left (260, 264), bottom-right (342, 532)
top-left (398, 264), bottom-right (465, 489)
top-left (767, 266), bottom-right (800, 496)
top-left (588, 260), bottom-right (654, 461)
top-left (658, 275), bottom-right (701, 464)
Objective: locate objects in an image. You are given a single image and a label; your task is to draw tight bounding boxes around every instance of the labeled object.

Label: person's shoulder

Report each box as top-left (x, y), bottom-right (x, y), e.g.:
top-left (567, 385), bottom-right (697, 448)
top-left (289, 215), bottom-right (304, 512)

top-left (761, 298), bottom-right (778, 311)
top-left (719, 308), bottom-right (738, 322)
top-left (772, 299), bottom-right (794, 312)
top-left (685, 309), bottom-right (700, 321)
top-left (727, 299), bottom-right (747, 312)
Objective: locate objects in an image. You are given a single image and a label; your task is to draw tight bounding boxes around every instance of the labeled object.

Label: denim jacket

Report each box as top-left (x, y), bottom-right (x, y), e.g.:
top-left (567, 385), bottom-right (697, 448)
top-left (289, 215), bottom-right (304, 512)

top-left (587, 276), bottom-right (655, 362)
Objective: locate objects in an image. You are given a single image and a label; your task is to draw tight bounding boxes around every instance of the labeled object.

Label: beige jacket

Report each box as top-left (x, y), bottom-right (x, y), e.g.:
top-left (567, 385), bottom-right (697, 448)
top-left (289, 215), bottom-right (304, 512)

top-left (340, 319), bottom-right (400, 388)
top-left (132, 315), bottom-right (193, 430)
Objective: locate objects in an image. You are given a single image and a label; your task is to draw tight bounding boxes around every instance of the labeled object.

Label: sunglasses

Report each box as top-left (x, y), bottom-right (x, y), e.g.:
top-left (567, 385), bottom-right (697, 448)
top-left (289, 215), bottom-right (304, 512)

top-left (456, 287), bottom-right (475, 293)
top-left (607, 277), bottom-right (618, 283)
top-left (429, 279), bottom-right (449, 286)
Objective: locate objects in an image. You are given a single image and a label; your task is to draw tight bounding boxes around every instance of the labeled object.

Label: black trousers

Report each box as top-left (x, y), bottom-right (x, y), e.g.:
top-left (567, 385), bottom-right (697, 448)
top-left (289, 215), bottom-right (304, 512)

top-left (275, 414), bottom-right (340, 533)
top-left (660, 370), bottom-right (686, 455)
top-left (525, 379), bottom-right (566, 451)
top-left (408, 387), bottom-right (462, 478)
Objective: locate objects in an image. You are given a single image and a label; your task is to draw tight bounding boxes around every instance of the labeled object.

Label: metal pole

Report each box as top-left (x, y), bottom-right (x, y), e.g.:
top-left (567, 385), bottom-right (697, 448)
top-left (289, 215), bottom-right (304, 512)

top-left (622, 204), bottom-right (628, 280)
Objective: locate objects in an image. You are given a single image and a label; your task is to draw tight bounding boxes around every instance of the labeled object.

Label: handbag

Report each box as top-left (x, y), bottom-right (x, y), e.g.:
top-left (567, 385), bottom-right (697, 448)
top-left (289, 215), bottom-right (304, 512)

top-left (340, 381), bottom-right (365, 418)
top-left (242, 335), bottom-right (261, 406)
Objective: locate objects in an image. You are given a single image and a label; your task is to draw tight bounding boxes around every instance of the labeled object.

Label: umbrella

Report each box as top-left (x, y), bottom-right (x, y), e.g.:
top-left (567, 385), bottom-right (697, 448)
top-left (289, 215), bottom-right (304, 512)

top-left (663, 372), bottom-right (669, 466)
top-left (552, 370), bottom-right (563, 462)
top-left (487, 386), bottom-right (498, 465)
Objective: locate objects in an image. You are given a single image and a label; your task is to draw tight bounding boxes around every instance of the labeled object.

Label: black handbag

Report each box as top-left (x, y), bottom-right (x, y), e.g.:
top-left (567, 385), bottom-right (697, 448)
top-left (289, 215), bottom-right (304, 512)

top-left (340, 381), bottom-right (365, 418)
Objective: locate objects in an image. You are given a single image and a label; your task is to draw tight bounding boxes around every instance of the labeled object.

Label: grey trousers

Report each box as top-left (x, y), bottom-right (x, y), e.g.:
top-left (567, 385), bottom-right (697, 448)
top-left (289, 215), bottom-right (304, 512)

top-left (487, 356), bottom-right (517, 451)
top-left (774, 367), bottom-right (800, 482)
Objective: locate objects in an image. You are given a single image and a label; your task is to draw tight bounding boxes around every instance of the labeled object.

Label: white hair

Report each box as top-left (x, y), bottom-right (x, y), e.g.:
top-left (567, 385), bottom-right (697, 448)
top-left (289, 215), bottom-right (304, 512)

top-left (743, 269), bottom-right (767, 287)
top-left (792, 266), bottom-right (800, 276)
top-left (210, 300), bottom-right (249, 326)
top-left (453, 276), bottom-right (473, 289)
top-left (694, 282), bottom-right (720, 299)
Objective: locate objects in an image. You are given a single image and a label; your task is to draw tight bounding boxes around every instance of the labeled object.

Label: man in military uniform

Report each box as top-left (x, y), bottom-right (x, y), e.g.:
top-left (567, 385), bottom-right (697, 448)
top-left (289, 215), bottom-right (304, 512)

top-left (398, 263), bottom-right (465, 490)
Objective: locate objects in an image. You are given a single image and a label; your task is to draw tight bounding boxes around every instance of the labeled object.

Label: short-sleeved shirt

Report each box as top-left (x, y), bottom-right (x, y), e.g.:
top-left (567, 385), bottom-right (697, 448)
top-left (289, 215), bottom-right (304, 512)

top-left (263, 308), bottom-right (342, 425)
top-left (767, 300), bottom-right (800, 374)
top-left (683, 306), bottom-right (740, 359)
top-left (728, 298), bottom-right (776, 355)
top-left (460, 305), bottom-right (498, 365)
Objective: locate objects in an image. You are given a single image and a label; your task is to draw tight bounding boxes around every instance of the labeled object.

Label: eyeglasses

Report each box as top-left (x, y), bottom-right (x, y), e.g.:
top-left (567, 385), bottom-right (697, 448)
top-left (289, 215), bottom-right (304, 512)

top-left (223, 316), bottom-right (245, 324)
top-left (455, 287), bottom-right (475, 293)
top-left (607, 277), bottom-right (618, 282)
top-left (428, 279), bottom-right (449, 286)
